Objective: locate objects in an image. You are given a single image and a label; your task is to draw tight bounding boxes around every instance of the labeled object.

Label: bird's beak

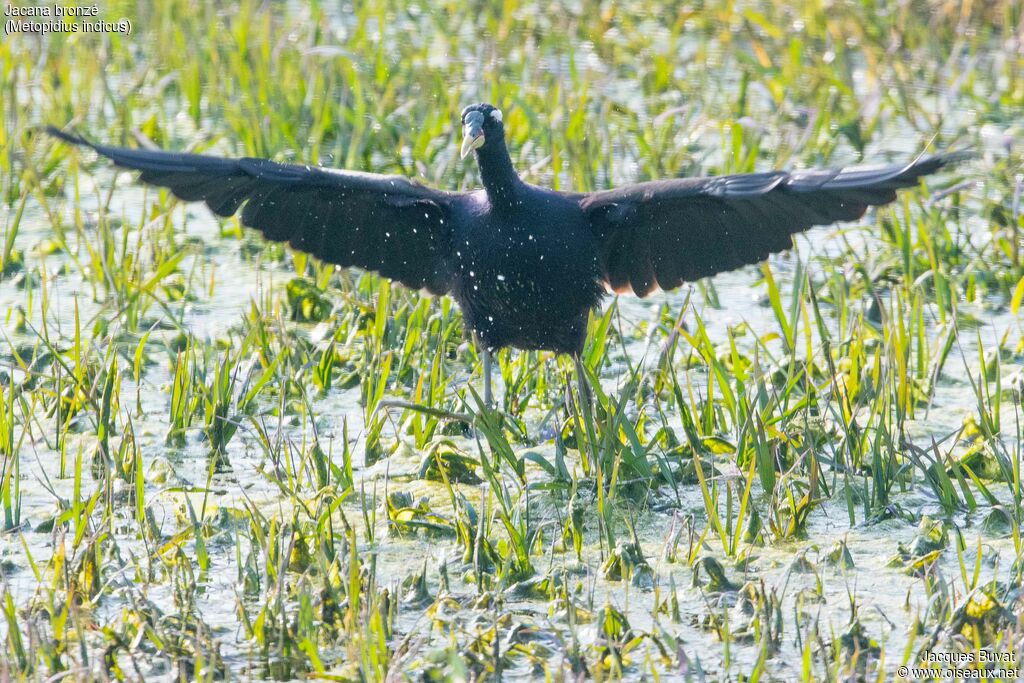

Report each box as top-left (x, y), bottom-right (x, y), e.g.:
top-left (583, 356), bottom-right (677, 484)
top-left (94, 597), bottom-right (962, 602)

top-left (460, 120), bottom-right (485, 159)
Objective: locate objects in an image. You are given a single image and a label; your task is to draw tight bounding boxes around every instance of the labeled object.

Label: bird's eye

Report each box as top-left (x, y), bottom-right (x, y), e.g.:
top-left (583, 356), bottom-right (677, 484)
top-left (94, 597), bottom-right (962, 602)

top-left (490, 109), bottom-right (503, 123)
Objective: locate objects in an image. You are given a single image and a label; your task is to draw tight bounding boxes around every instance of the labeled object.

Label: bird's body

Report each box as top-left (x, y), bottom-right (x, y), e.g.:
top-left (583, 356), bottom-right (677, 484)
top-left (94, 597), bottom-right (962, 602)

top-left (47, 103), bottom-right (966, 382)
top-left (451, 181), bottom-right (602, 355)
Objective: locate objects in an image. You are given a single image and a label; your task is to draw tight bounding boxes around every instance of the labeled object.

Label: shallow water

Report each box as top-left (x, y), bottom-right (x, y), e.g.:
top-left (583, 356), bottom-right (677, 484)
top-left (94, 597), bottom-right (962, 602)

top-left (2, 1), bottom-right (1023, 679)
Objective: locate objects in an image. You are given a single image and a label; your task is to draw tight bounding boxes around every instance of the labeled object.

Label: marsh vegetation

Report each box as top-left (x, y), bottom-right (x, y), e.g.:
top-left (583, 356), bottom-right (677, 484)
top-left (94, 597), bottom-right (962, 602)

top-left (1, 0), bottom-right (1023, 679)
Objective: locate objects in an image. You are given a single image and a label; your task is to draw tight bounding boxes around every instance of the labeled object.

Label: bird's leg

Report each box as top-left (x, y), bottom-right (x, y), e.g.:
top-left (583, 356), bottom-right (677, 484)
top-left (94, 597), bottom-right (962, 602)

top-left (572, 353), bottom-right (593, 419)
top-left (572, 353), bottom-right (601, 474)
top-left (483, 347), bottom-right (494, 409)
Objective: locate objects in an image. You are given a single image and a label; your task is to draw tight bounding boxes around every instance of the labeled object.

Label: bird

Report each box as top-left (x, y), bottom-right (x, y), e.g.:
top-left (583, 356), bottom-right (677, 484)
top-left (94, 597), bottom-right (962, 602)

top-left (47, 105), bottom-right (967, 408)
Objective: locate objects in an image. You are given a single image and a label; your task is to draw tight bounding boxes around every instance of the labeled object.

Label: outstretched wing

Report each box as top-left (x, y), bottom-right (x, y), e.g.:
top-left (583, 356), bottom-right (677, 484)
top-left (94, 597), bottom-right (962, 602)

top-left (581, 153), bottom-right (969, 296)
top-left (48, 127), bottom-right (458, 294)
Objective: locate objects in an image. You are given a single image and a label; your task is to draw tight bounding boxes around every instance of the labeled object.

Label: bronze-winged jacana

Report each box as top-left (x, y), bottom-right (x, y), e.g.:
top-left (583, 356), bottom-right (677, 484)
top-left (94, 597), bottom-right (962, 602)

top-left (48, 105), bottom-right (967, 406)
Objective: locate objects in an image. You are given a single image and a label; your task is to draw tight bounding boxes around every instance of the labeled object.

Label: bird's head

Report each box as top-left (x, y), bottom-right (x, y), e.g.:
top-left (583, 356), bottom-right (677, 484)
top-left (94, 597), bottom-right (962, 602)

top-left (460, 103), bottom-right (504, 159)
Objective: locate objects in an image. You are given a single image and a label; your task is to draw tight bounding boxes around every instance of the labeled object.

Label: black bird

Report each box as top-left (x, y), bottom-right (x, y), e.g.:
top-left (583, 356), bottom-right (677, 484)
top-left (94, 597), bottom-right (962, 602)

top-left (47, 105), bottom-right (965, 406)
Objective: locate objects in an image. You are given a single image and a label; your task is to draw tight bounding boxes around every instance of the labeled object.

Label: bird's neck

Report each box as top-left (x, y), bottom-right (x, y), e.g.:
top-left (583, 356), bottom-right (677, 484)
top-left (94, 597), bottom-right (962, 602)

top-left (476, 138), bottom-right (521, 207)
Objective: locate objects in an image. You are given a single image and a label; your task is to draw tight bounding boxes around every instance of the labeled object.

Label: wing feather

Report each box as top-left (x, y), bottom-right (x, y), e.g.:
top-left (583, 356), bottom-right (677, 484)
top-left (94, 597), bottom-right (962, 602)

top-left (49, 127), bottom-right (458, 294)
top-left (582, 152), bottom-right (969, 296)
